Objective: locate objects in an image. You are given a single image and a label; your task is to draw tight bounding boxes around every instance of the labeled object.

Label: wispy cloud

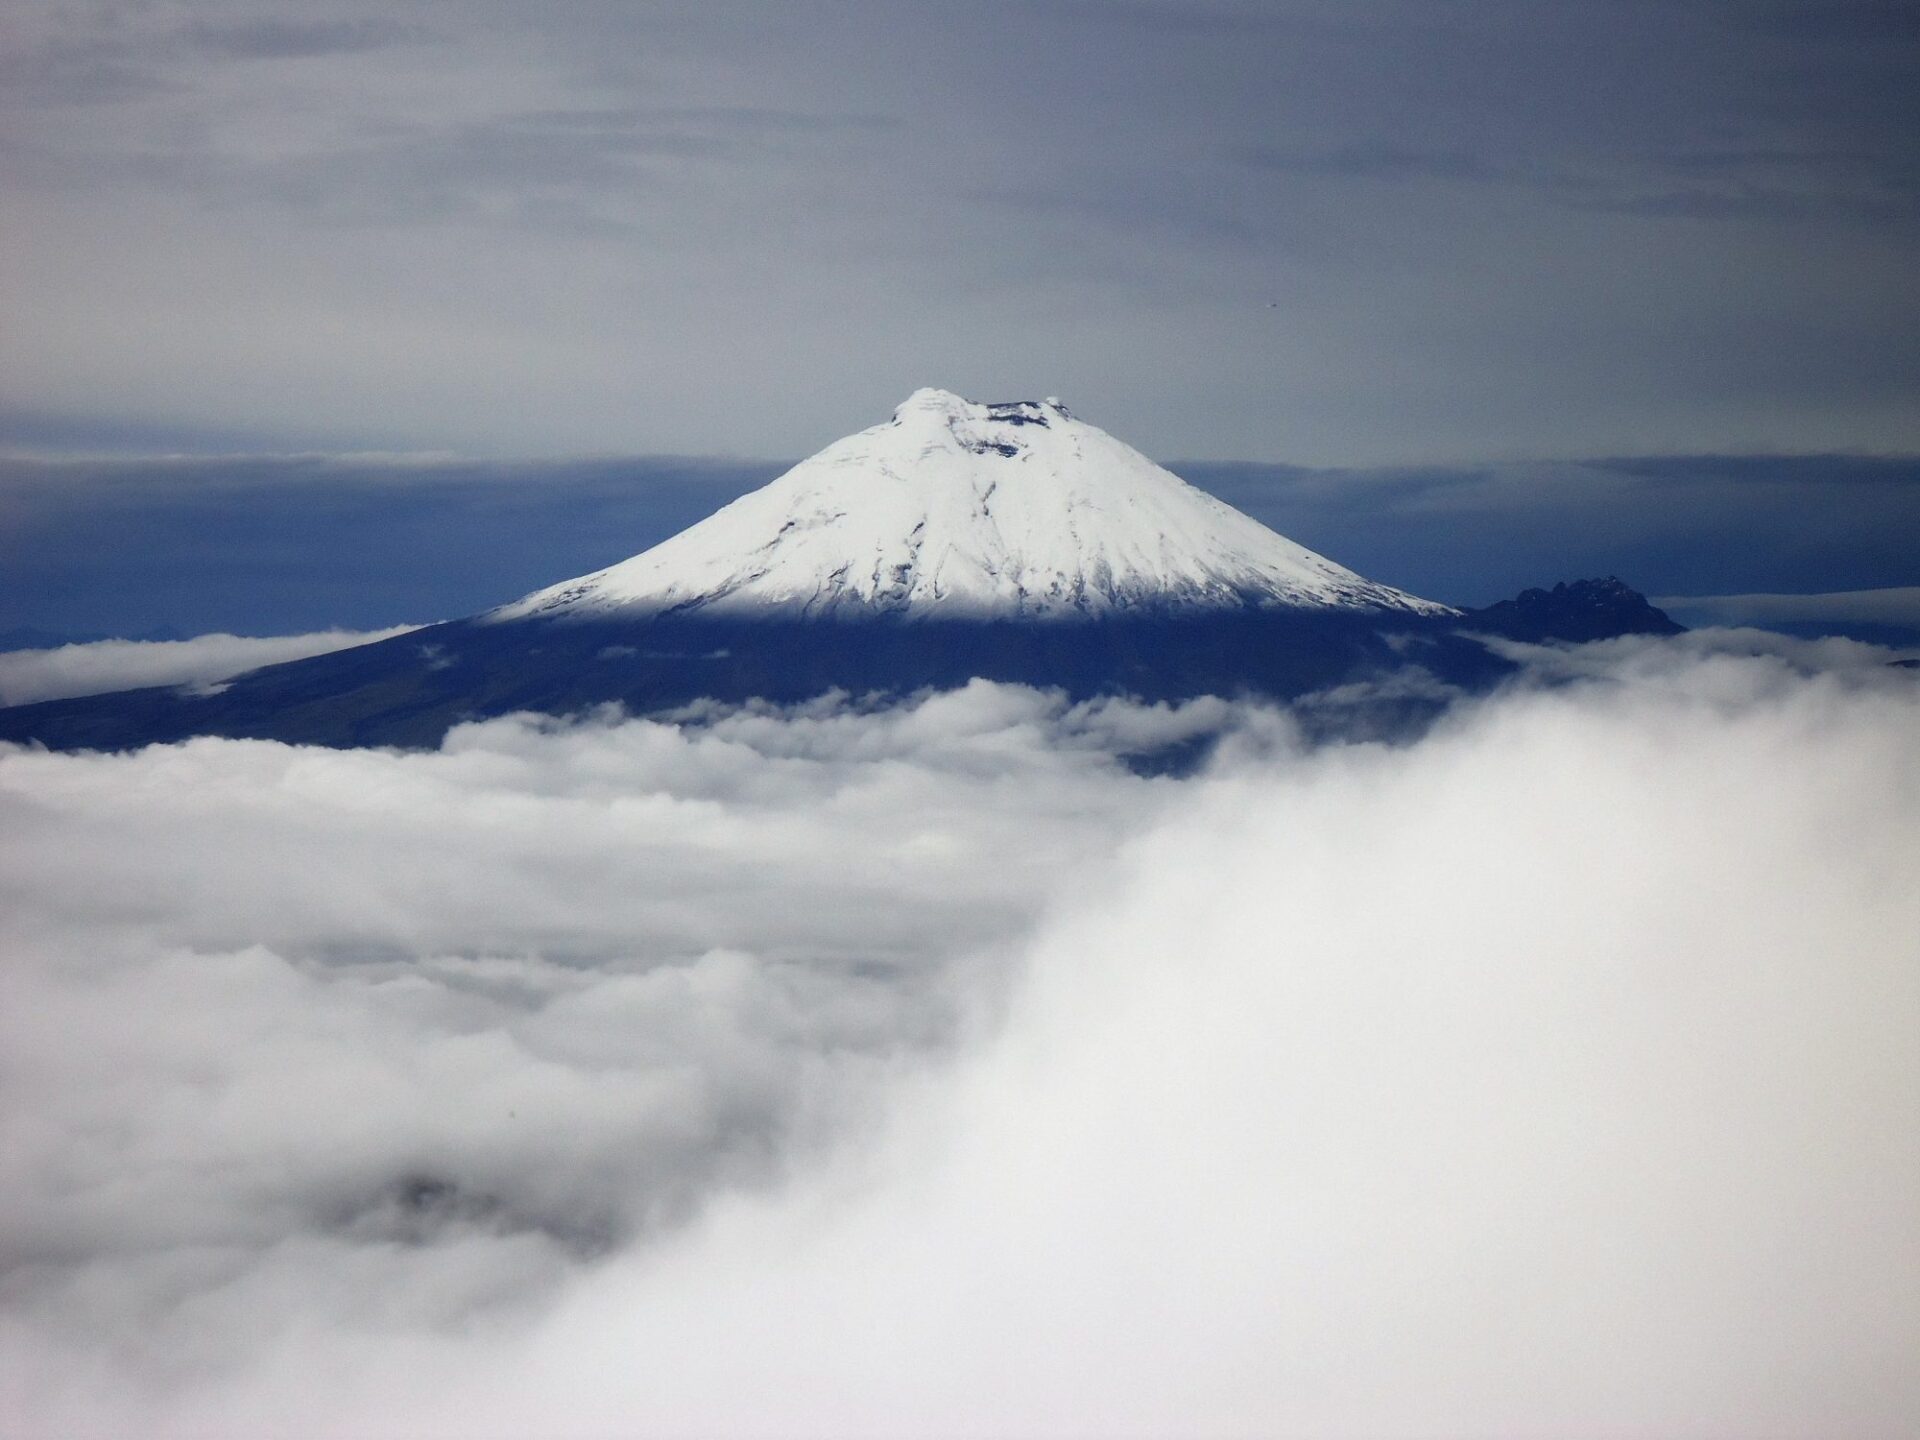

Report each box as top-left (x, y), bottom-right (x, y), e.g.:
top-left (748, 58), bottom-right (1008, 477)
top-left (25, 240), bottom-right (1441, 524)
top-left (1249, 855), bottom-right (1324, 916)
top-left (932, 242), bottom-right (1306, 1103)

top-left (1239, 140), bottom-right (1920, 222)
top-left (1656, 585), bottom-right (1920, 637)
top-left (175, 17), bottom-right (428, 60)
top-left (0, 627), bottom-right (421, 707)
top-left (0, 15), bottom-right (429, 108)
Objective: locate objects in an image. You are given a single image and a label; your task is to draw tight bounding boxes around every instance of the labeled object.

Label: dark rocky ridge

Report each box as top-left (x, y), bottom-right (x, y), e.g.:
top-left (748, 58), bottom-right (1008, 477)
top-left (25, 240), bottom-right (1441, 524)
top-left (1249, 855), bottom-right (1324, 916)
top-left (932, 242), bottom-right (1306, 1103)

top-left (1462, 576), bottom-right (1684, 643)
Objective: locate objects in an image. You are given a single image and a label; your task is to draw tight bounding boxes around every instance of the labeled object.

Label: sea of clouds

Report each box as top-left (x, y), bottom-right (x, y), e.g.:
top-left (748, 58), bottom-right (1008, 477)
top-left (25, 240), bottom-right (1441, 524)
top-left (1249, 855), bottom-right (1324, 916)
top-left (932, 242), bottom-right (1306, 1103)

top-left (2, 632), bottom-right (1916, 1438)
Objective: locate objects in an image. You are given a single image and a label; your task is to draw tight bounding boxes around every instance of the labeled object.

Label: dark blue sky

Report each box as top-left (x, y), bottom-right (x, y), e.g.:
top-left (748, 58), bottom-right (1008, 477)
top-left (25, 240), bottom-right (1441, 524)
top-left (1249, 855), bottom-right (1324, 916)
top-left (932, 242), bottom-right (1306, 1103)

top-left (4, 448), bottom-right (1915, 638)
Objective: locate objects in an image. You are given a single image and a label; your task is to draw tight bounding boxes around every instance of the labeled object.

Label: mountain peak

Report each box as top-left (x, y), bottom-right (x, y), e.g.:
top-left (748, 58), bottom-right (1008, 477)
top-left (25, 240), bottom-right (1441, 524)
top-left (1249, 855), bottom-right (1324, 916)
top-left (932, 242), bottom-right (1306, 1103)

top-left (883, 388), bottom-right (1075, 461)
top-left (494, 390), bottom-right (1450, 623)
top-left (1463, 577), bottom-right (1683, 642)
top-left (894, 388), bottom-right (1072, 429)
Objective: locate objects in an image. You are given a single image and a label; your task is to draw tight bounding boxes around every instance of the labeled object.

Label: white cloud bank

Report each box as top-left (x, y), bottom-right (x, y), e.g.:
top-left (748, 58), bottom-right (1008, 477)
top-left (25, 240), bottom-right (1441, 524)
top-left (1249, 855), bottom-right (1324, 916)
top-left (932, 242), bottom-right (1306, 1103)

top-left (1, 643), bottom-right (1916, 1438)
top-left (0, 627), bottom-right (421, 707)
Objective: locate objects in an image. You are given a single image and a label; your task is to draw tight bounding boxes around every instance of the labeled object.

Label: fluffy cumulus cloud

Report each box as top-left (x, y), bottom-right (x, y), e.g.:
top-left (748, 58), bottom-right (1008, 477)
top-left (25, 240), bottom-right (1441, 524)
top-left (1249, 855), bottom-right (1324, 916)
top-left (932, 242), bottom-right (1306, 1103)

top-left (0, 627), bottom-right (420, 706)
top-left (1, 641), bottom-right (1917, 1437)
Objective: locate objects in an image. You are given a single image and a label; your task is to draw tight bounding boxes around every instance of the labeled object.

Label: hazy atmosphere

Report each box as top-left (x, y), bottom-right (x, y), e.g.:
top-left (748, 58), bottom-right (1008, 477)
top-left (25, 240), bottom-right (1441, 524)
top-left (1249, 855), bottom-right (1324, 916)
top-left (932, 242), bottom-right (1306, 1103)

top-left (5, 0), bottom-right (1918, 461)
top-left (3, 3), bottom-right (1917, 1437)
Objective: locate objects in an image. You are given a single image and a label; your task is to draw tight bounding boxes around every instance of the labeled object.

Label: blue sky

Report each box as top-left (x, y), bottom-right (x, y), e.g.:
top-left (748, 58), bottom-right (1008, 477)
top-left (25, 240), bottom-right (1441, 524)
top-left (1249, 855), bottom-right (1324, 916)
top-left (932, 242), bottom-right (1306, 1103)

top-left (4, 448), bottom-right (1917, 638)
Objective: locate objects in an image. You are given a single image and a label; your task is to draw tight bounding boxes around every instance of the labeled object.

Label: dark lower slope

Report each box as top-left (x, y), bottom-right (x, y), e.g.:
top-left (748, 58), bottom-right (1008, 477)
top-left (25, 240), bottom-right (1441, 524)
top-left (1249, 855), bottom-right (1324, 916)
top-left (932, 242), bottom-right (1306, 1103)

top-left (0, 581), bottom-right (1681, 754)
top-left (0, 611), bottom-right (1486, 752)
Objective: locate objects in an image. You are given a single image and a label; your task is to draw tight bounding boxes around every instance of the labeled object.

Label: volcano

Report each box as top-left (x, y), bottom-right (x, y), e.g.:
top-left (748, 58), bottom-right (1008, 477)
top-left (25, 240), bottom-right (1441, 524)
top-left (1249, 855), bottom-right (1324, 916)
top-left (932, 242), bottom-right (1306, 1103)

top-left (494, 388), bottom-right (1448, 623)
top-left (0, 390), bottom-right (1677, 751)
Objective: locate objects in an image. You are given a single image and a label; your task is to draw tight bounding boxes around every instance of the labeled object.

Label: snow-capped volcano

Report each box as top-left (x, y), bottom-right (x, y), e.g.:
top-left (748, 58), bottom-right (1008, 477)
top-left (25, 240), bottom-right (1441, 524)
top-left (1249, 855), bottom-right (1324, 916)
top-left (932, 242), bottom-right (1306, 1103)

top-left (0, 379), bottom-right (1678, 754)
top-left (495, 389), bottom-right (1449, 622)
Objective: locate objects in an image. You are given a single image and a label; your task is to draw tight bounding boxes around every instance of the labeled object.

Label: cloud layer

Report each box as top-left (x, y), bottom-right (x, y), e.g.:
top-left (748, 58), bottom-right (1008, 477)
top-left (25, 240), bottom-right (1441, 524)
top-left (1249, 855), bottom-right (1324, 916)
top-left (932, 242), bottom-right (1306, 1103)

top-left (2, 641), bottom-right (1916, 1437)
top-left (0, 627), bottom-right (420, 706)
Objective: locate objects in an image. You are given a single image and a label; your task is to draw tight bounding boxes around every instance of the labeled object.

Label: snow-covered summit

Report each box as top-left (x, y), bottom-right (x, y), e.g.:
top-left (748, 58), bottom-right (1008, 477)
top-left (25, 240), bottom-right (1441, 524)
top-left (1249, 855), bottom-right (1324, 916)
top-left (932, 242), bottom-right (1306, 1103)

top-left (493, 388), bottom-right (1451, 622)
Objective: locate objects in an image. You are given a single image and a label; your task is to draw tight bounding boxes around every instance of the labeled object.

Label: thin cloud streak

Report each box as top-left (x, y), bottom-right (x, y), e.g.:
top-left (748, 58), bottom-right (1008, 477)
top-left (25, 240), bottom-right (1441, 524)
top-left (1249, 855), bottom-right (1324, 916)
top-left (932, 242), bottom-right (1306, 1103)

top-left (0, 627), bottom-right (422, 707)
top-left (1237, 138), bottom-right (1920, 222)
top-left (1657, 586), bottom-right (1920, 635)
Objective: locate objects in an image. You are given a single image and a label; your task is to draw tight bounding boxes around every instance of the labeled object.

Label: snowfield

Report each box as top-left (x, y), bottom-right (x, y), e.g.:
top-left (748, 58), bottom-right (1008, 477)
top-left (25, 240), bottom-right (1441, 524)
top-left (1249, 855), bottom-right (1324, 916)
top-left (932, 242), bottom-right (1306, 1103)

top-left (494, 389), bottom-right (1453, 623)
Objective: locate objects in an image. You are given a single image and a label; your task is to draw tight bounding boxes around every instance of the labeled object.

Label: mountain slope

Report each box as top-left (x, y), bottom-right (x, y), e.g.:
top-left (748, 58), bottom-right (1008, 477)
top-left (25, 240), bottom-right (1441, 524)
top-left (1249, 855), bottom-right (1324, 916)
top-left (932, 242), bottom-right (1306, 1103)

top-left (495, 389), bottom-right (1449, 623)
top-left (0, 392), bottom-right (1682, 755)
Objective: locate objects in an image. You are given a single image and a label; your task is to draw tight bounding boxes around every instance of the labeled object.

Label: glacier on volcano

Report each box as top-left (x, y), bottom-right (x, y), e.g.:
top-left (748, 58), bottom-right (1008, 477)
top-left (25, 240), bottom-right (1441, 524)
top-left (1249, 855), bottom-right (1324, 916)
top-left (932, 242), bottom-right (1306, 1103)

top-left (494, 388), bottom-right (1451, 623)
